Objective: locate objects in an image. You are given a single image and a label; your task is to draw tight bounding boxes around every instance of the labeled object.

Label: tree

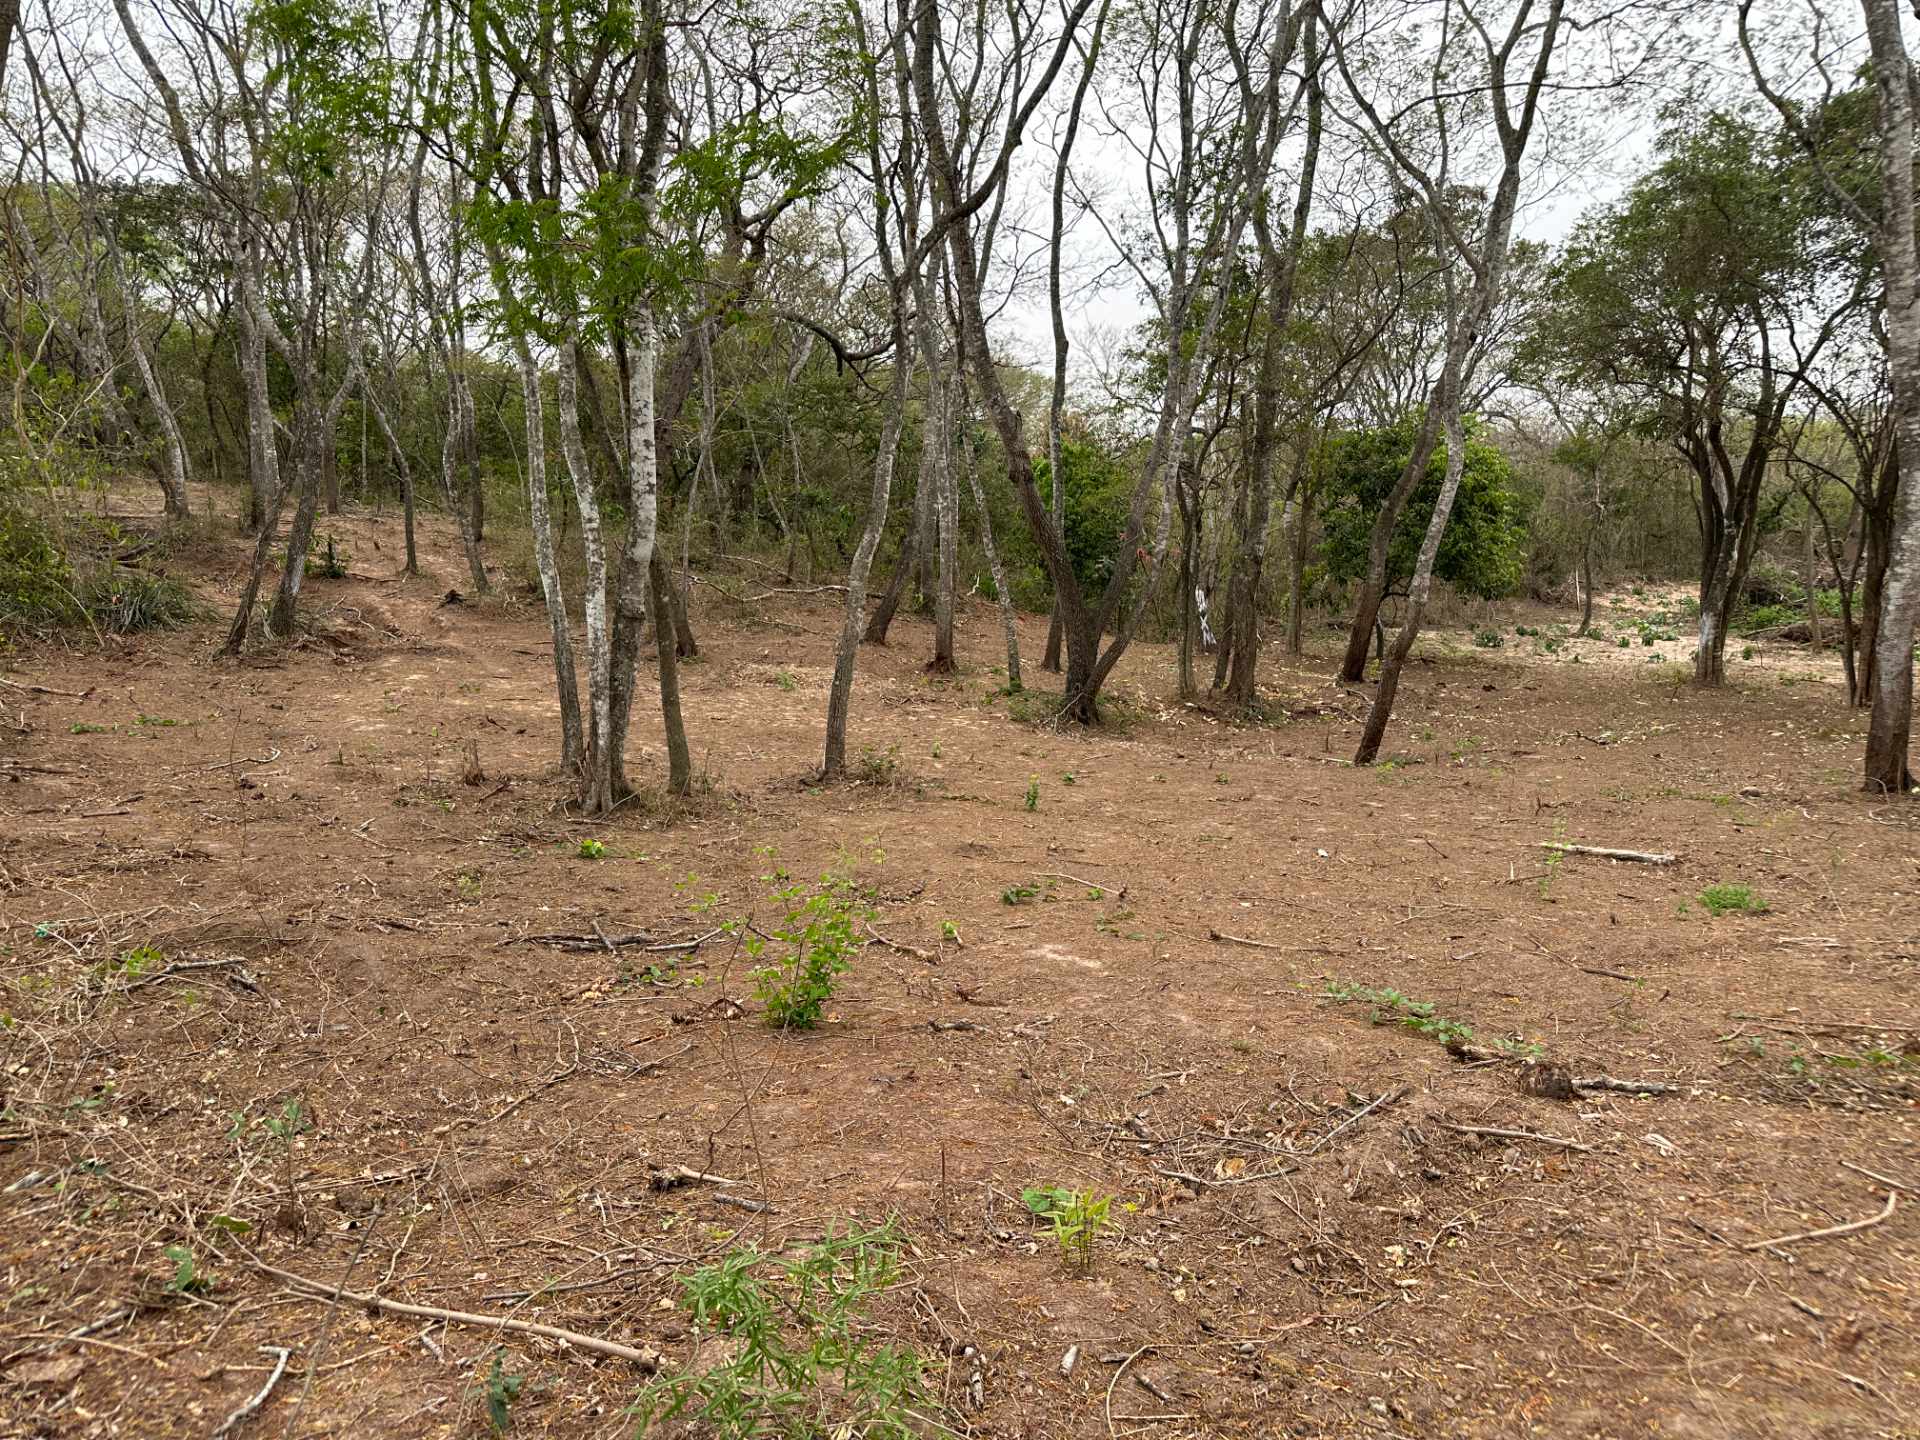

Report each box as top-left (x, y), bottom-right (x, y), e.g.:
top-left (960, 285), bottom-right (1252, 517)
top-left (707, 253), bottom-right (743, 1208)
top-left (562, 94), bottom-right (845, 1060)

top-left (1547, 110), bottom-right (1857, 685)
top-left (1320, 416), bottom-right (1529, 622)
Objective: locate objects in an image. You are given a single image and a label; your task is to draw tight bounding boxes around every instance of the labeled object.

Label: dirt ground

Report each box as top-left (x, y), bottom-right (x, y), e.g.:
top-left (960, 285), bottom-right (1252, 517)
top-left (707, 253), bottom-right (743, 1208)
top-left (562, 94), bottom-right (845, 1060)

top-left (1, 501), bottom-right (1916, 1440)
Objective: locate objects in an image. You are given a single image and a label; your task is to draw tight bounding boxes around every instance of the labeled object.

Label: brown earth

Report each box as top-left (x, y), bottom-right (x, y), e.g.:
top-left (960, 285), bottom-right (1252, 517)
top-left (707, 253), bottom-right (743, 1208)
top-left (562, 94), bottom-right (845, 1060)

top-left (1, 502), bottom-right (1916, 1440)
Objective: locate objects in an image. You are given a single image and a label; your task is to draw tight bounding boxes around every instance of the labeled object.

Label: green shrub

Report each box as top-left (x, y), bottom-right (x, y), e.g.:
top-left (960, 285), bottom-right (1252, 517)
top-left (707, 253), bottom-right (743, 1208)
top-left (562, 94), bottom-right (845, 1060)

top-left (634, 1223), bottom-right (926, 1440)
top-left (748, 877), bottom-right (869, 1029)
top-left (76, 567), bottom-right (199, 633)
top-left (1473, 627), bottom-right (1503, 648)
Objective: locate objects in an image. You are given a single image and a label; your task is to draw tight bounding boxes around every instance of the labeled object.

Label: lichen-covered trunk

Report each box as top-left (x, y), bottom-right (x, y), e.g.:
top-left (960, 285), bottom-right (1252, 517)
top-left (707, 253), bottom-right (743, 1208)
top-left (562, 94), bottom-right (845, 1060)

top-left (605, 301), bottom-right (663, 805)
top-left (1863, 0), bottom-right (1920, 793)
top-left (514, 342), bottom-right (583, 776)
top-left (268, 399), bottom-right (325, 637)
top-left (223, 271), bottom-right (286, 655)
top-left (557, 340), bottom-right (613, 804)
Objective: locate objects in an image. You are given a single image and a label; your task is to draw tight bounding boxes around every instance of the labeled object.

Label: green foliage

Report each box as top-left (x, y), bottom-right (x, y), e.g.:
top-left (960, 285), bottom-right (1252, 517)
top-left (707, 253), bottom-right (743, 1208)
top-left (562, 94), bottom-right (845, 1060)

top-left (163, 1244), bottom-right (208, 1294)
top-left (854, 745), bottom-right (901, 785)
top-left (77, 568), bottom-right (200, 633)
top-left (1030, 437), bottom-right (1134, 602)
top-left (480, 1349), bottom-right (525, 1434)
top-left (1024, 775), bottom-right (1039, 811)
top-left (633, 1222), bottom-right (927, 1440)
top-left (1698, 883), bottom-right (1766, 916)
top-left (1022, 1186), bottom-right (1115, 1272)
top-left (1001, 882), bottom-right (1041, 906)
top-left (748, 877), bottom-right (869, 1029)
top-left (1473, 627), bottom-right (1503, 648)
top-left (1324, 981), bottom-right (1475, 1046)
top-left (0, 505), bottom-right (197, 639)
top-left (577, 838), bottom-right (607, 860)
top-left (1319, 415), bottom-right (1531, 601)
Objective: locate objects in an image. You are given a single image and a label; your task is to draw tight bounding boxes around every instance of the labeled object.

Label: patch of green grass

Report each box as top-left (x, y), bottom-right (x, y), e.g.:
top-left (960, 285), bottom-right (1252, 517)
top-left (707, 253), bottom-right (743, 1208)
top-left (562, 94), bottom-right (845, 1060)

top-left (1698, 883), bottom-right (1766, 916)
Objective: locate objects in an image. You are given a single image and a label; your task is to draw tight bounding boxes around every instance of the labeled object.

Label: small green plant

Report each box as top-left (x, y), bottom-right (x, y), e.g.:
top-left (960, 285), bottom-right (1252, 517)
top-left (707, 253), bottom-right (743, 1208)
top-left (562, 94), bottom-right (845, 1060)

top-left (1617, 634), bottom-right (1631, 647)
top-left (303, 534), bottom-right (349, 579)
top-left (1698, 883), bottom-right (1766, 916)
top-left (1323, 981), bottom-right (1475, 1046)
top-left (1061, 771), bottom-right (1076, 785)
top-left (854, 745), bottom-right (902, 785)
top-left (1001, 881), bottom-right (1041, 905)
top-left (69, 722), bottom-right (111, 734)
top-left (748, 877), bottom-right (869, 1029)
top-left (480, 1349), bottom-right (525, 1434)
top-left (1022, 1186), bottom-right (1115, 1272)
top-left (135, 713), bottom-right (179, 727)
top-left (939, 920), bottom-right (961, 944)
top-left (1024, 775), bottom-right (1039, 811)
top-left (576, 838), bottom-right (606, 860)
top-left (163, 1245), bottom-right (208, 1294)
top-left (1473, 627), bottom-right (1503, 648)
top-left (774, 669), bottom-right (797, 691)
top-left (1539, 823), bottom-right (1568, 900)
top-left (110, 944), bottom-right (165, 979)
top-left (633, 1223), bottom-right (927, 1440)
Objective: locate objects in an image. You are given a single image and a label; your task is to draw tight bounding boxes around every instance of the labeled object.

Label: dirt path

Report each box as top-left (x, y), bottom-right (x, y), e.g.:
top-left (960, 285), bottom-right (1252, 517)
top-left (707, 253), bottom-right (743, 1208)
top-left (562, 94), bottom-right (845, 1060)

top-left (1, 506), bottom-right (1915, 1438)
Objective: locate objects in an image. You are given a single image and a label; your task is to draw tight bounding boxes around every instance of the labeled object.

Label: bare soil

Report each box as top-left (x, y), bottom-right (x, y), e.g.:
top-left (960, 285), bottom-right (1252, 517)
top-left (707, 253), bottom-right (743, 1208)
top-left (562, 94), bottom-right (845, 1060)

top-left (1, 504), bottom-right (1916, 1439)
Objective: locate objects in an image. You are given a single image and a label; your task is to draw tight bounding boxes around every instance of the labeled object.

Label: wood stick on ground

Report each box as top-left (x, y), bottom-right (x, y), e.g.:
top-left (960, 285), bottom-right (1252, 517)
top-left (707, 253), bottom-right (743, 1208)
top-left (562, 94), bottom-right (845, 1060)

top-left (1571, 1075), bottom-right (1680, 1096)
top-left (1293, 1087), bottom-right (1407, 1157)
top-left (864, 924), bottom-right (932, 960)
top-left (1207, 929), bottom-right (1287, 951)
top-left (1742, 1190), bottom-right (1897, 1252)
top-left (245, 1259), bottom-right (660, 1369)
top-left (1105, 1343), bottom-right (1152, 1439)
top-left (649, 1164), bottom-right (742, 1189)
top-left (0, 677), bottom-right (91, 697)
top-left (211, 1346), bottom-right (290, 1438)
top-left (1840, 1160), bottom-right (1917, 1194)
top-left (1540, 843), bottom-right (1677, 865)
top-left (1439, 1122), bottom-right (1593, 1153)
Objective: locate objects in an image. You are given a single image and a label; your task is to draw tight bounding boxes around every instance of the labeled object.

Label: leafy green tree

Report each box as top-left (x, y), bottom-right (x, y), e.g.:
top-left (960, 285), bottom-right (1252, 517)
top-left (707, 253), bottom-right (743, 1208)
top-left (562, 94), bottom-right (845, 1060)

top-left (1320, 416), bottom-right (1530, 611)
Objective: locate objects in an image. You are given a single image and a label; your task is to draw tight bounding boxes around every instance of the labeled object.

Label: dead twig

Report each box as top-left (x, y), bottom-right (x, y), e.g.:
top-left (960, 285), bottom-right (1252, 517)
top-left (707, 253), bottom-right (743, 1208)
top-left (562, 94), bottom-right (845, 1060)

top-left (1840, 1160), bottom-right (1916, 1194)
top-left (0, 677), bottom-right (91, 697)
top-left (1438, 1122), bottom-right (1592, 1153)
top-left (1571, 1074), bottom-right (1680, 1096)
top-left (1742, 1190), bottom-right (1897, 1252)
top-left (649, 1165), bottom-right (742, 1190)
top-left (1540, 842), bottom-right (1677, 866)
top-left (243, 1257), bottom-right (660, 1369)
top-left (865, 925), bottom-right (932, 960)
top-left (211, 1346), bottom-right (291, 1437)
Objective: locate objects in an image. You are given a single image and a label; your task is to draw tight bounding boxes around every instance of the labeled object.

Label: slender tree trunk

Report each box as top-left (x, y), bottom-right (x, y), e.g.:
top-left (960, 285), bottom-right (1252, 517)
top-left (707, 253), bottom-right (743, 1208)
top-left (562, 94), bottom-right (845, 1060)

top-left (961, 408), bottom-right (1020, 691)
top-left (439, 368), bottom-right (489, 592)
top-left (929, 365), bottom-right (960, 674)
top-left (606, 301), bottom-right (663, 803)
top-left (1356, 411), bottom-right (1467, 764)
top-left (223, 271), bottom-right (286, 653)
top-left (1576, 528), bottom-right (1595, 637)
top-left (863, 521), bottom-right (917, 645)
top-left (1340, 403), bottom-right (1447, 681)
top-left (649, 546), bottom-right (691, 795)
top-left (826, 314), bottom-right (914, 777)
top-left (557, 338), bottom-right (614, 806)
top-left (1177, 484), bottom-right (1197, 698)
top-left (1286, 480), bottom-right (1311, 656)
top-left (365, 377), bottom-right (417, 575)
top-left (514, 342), bottom-right (584, 774)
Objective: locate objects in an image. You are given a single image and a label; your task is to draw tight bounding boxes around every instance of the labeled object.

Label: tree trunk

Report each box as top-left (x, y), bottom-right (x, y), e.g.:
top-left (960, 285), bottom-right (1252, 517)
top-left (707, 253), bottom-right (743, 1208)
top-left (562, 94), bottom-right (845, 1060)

top-left (1286, 480), bottom-right (1311, 656)
top-left (605, 300), bottom-right (664, 804)
top-left (1576, 530), bottom-right (1595, 637)
top-left (440, 369), bottom-right (489, 592)
top-left (1356, 411), bottom-right (1467, 765)
top-left (515, 342), bottom-right (584, 775)
top-left (1803, 509), bottom-right (1822, 650)
top-left (1176, 483), bottom-right (1197, 698)
top-left (1340, 403), bottom-right (1447, 681)
top-left (825, 309), bottom-right (914, 778)
top-left (863, 521), bottom-right (917, 645)
top-left (557, 338), bottom-right (614, 805)
top-left (223, 270), bottom-right (287, 654)
top-left (649, 547), bottom-right (691, 796)
top-left (928, 365), bottom-right (959, 674)
top-left (961, 409), bottom-right (1021, 691)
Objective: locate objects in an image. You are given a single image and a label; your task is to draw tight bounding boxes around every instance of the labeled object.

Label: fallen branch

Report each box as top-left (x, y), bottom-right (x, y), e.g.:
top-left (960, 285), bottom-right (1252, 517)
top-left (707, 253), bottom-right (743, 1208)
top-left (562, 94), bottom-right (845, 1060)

top-left (1438, 1122), bottom-right (1592, 1153)
top-left (1742, 1190), bottom-right (1897, 1252)
top-left (1207, 929), bottom-right (1288, 951)
top-left (1540, 842), bottom-right (1677, 866)
top-left (1292, 1087), bottom-right (1407, 1157)
top-left (649, 1165), bottom-right (741, 1190)
top-left (1572, 1074), bottom-right (1680, 1096)
top-left (0, 677), bottom-right (91, 698)
top-left (511, 927), bottom-right (720, 954)
top-left (212, 1346), bottom-right (291, 1437)
top-left (245, 1259), bottom-right (659, 1369)
top-left (865, 925), bottom-right (932, 960)
top-left (123, 956), bottom-right (260, 993)
top-left (1841, 1160), bottom-right (1916, 1194)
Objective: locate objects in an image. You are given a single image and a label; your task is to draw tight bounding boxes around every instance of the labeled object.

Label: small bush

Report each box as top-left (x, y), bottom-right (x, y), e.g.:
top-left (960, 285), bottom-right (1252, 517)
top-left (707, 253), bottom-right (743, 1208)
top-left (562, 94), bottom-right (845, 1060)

top-left (749, 877), bottom-right (869, 1029)
top-left (1023, 1186), bottom-right (1116, 1271)
top-left (76, 568), bottom-right (199, 633)
top-left (1473, 627), bottom-right (1503, 648)
top-left (634, 1223), bottom-right (926, 1440)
